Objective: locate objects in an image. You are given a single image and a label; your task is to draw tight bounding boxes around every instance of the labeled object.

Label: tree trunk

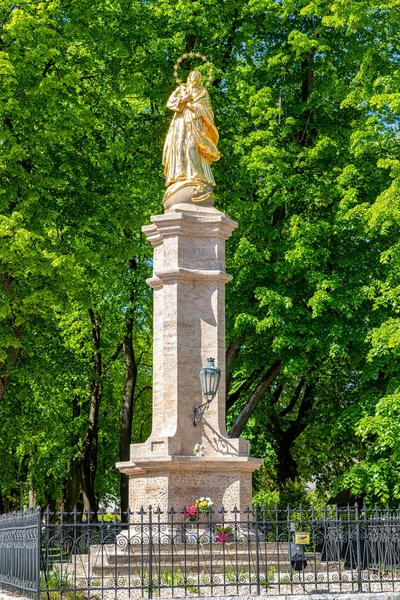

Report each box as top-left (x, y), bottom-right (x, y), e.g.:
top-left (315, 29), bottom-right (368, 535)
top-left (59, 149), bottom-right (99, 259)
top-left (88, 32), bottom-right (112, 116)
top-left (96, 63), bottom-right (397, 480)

top-left (65, 308), bottom-right (122, 515)
top-left (80, 309), bottom-right (103, 517)
top-left (44, 493), bottom-right (58, 522)
top-left (276, 444), bottom-right (299, 487)
top-left (64, 457), bottom-right (82, 513)
top-left (119, 318), bottom-right (137, 521)
top-left (301, 52), bottom-right (314, 103)
top-left (272, 384), bottom-right (315, 488)
top-left (64, 395), bottom-right (83, 512)
top-left (81, 378), bottom-right (102, 516)
top-left (28, 490), bottom-right (37, 508)
top-left (119, 258), bottom-right (138, 522)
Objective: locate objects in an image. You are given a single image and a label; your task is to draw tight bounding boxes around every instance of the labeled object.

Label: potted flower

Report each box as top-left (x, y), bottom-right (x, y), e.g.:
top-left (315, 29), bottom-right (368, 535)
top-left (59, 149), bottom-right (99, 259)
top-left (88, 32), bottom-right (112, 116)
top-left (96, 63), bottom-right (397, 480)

top-left (216, 524), bottom-right (233, 543)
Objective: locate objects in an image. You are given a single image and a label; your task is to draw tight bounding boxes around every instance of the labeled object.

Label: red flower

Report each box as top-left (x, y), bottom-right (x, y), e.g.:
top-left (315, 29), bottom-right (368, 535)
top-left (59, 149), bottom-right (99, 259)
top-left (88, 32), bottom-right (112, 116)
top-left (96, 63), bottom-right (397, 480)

top-left (183, 505), bottom-right (197, 522)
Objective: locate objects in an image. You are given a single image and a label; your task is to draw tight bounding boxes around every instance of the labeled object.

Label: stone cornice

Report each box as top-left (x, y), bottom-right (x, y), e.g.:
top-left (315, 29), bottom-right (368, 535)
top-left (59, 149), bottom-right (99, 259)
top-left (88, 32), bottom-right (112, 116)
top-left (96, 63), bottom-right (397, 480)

top-left (147, 268), bottom-right (232, 290)
top-left (116, 455), bottom-right (263, 477)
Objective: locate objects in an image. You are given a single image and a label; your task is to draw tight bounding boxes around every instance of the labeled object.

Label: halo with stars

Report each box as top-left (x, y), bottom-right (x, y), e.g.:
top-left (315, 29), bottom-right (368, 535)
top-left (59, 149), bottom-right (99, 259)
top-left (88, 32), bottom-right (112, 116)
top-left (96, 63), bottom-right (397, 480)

top-left (173, 52), bottom-right (214, 87)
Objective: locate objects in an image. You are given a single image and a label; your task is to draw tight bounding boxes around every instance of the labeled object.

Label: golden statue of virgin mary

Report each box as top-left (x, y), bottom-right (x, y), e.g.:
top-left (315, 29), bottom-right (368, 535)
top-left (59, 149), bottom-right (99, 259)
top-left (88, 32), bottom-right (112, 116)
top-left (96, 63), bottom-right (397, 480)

top-left (162, 70), bottom-right (220, 208)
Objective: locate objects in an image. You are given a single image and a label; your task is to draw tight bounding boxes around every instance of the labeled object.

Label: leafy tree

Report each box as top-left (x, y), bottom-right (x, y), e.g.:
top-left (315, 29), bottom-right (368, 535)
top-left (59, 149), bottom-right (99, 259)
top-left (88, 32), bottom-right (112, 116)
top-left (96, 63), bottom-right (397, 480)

top-left (1, 0), bottom-right (399, 509)
top-left (0, 0), bottom-right (156, 510)
top-left (219, 0), bottom-right (400, 495)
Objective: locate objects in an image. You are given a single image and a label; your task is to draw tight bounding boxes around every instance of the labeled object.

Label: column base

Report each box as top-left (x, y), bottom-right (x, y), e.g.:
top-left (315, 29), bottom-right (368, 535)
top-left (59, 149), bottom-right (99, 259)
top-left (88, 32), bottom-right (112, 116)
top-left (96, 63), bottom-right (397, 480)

top-left (116, 455), bottom-right (263, 516)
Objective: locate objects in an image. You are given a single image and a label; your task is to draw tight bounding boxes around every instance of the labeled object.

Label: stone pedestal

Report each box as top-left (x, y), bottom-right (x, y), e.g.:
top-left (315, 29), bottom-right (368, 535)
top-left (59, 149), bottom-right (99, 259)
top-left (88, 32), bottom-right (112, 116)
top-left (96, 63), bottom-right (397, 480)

top-left (116, 203), bottom-right (262, 513)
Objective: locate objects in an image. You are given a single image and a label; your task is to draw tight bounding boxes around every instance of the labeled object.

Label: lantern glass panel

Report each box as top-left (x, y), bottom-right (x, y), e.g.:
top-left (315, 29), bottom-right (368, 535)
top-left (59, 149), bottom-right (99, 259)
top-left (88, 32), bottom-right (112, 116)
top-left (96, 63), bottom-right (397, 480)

top-left (200, 358), bottom-right (221, 397)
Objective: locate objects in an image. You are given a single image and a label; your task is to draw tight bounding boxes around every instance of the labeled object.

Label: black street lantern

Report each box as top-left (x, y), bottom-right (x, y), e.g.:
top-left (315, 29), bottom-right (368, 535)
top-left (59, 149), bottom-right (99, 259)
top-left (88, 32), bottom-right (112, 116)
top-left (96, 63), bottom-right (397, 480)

top-left (194, 358), bottom-right (222, 426)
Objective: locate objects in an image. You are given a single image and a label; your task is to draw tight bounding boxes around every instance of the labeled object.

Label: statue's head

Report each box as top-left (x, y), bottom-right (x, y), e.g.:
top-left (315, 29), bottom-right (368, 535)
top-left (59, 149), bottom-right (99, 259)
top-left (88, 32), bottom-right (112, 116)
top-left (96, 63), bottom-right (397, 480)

top-left (187, 70), bottom-right (203, 85)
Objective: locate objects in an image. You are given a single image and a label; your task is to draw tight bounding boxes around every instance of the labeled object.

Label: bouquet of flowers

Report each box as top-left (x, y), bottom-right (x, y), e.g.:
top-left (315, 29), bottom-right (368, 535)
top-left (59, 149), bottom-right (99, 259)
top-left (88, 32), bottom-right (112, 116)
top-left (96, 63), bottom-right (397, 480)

top-left (183, 497), bottom-right (213, 522)
top-left (195, 497), bottom-right (213, 513)
top-left (193, 444), bottom-right (206, 457)
top-left (216, 524), bottom-right (232, 543)
top-left (183, 505), bottom-right (198, 522)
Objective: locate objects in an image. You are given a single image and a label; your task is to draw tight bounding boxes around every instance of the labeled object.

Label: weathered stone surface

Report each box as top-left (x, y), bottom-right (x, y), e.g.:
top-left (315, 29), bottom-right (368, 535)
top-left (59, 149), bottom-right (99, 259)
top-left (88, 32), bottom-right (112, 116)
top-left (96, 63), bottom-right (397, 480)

top-left (116, 204), bottom-right (262, 511)
top-left (126, 463), bottom-right (253, 514)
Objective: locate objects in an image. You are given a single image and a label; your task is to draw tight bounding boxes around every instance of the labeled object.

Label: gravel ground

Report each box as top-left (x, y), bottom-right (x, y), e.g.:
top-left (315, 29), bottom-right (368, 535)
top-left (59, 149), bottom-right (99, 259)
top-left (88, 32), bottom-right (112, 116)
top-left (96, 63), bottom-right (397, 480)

top-left (0, 592), bottom-right (30, 600)
top-left (95, 585), bottom-right (400, 600)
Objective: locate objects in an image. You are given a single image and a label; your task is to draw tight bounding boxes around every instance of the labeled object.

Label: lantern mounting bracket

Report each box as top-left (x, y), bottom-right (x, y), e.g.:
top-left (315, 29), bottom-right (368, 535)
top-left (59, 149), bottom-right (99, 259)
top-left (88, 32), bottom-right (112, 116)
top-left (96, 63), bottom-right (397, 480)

top-left (193, 398), bottom-right (212, 426)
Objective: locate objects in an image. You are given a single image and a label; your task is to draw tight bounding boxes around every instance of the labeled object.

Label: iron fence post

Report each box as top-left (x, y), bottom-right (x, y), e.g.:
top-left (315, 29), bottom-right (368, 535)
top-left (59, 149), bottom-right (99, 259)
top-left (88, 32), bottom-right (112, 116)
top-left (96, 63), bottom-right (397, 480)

top-left (36, 507), bottom-right (41, 600)
top-left (254, 504), bottom-right (261, 595)
top-left (148, 506), bottom-right (153, 599)
top-left (355, 502), bottom-right (362, 592)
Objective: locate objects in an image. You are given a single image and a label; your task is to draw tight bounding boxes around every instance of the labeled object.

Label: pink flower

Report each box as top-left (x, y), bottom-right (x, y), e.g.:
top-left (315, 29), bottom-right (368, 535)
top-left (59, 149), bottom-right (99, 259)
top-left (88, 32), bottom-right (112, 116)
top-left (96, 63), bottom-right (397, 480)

top-left (217, 533), bottom-right (229, 543)
top-left (183, 505), bottom-right (197, 522)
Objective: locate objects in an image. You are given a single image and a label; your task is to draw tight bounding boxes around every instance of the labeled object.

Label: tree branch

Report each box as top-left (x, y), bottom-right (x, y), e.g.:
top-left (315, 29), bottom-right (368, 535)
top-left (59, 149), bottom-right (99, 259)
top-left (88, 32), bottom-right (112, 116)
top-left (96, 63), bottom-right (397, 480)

top-left (225, 337), bottom-right (241, 397)
top-left (103, 340), bottom-right (123, 373)
top-left (136, 349), bottom-right (149, 368)
top-left (42, 59), bottom-right (55, 77)
top-left (270, 383), bottom-right (283, 406)
top-left (283, 384), bottom-right (315, 443)
top-left (226, 366), bottom-right (263, 412)
top-left (88, 308), bottom-right (102, 377)
top-left (213, 8), bottom-right (239, 87)
top-left (135, 385), bottom-right (152, 401)
top-left (228, 359), bottom-right (282, 438)
top-left (279, 377), bottom-right (304, 417)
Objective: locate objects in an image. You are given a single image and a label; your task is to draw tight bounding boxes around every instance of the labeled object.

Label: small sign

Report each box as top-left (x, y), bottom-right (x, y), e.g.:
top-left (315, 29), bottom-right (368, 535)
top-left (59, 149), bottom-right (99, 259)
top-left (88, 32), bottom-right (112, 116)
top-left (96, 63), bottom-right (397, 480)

top-left (295, 532), bottom-right (310, 544)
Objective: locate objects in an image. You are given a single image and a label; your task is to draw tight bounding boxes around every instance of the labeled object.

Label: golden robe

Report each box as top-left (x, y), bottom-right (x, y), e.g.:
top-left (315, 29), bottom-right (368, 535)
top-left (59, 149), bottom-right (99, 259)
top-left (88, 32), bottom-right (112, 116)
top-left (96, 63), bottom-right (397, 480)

top-left (163, 84), bottom-right (220, 187)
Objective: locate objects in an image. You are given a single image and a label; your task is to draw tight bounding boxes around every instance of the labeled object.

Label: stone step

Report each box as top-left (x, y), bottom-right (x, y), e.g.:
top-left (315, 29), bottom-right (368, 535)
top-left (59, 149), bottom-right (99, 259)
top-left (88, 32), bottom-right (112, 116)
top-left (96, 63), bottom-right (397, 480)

top-left (84, 541), bottom-right (290, 554)
top-left (106, 551), bottom-right (316, 563)
top-left (71, 560), bottom-right (344, 577)
top-left (70, 569), bottom-right (352, 584)
top-left (72, 549), bottom-right (308, 567)
top-left (69, 556), bottom-right (345, 578)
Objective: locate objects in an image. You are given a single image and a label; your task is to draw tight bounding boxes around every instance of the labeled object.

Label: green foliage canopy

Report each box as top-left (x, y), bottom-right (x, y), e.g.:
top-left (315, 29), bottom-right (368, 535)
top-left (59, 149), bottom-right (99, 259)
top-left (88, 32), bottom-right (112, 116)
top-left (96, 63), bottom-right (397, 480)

top-left (0, 0), bottom-right (399, 509)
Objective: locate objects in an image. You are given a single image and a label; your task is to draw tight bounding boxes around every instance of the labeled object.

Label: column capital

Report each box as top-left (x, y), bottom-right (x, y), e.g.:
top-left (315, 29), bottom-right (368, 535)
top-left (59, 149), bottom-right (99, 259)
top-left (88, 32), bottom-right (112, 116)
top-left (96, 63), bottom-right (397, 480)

top-left (142, 206), bottom-right (238, 247)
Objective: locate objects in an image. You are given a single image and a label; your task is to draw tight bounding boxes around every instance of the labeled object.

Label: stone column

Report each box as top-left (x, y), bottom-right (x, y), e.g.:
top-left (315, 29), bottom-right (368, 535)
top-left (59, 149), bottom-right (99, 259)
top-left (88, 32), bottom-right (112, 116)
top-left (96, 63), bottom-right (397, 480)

top-left (116, 203), bottom-right (262, 513)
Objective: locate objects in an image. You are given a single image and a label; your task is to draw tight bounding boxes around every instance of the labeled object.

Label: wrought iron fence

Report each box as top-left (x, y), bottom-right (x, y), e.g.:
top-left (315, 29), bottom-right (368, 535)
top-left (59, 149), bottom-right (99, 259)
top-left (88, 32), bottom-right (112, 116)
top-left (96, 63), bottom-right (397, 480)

top-left (4, 505), bottom-right (400, 599)
top-left (0, 508), bottom-right (40, 599)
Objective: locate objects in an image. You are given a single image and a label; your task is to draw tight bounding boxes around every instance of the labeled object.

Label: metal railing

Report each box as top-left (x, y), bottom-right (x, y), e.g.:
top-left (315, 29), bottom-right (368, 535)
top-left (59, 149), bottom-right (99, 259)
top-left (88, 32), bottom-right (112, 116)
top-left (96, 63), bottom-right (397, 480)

top-left (0, 508), bottom-right (41, 598)
top-left (3, 505), bottom-right (400, 598)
